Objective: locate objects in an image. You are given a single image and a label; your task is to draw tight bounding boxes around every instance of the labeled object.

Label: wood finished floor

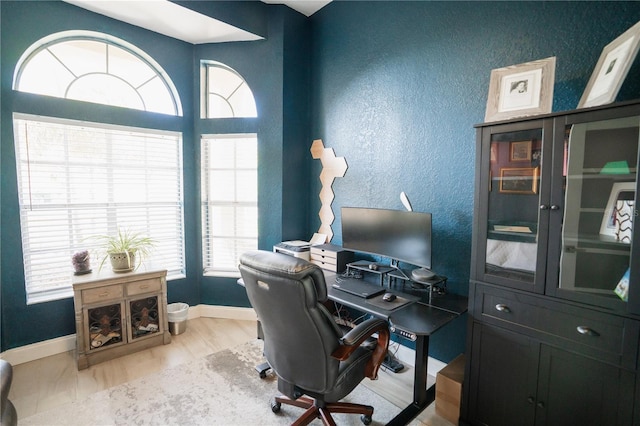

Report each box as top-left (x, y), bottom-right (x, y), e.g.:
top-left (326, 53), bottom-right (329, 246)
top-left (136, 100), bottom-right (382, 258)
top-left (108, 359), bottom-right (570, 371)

top-left (8, 317), bottom-right (454, 426)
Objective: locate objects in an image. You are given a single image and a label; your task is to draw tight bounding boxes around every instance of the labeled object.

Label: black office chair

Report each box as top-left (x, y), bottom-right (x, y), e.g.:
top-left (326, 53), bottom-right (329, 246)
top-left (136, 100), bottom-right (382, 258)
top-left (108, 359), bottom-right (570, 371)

top-left (239, 250), bottom-right (390, 426)
top-left (1, 359), bottom-right (17, 426)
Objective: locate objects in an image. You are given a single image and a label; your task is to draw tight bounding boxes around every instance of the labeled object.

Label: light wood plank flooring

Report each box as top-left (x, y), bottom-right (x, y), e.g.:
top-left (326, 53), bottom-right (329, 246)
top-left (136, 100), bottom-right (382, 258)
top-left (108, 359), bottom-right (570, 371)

top-left (8, 317), bottom-right (454, 425)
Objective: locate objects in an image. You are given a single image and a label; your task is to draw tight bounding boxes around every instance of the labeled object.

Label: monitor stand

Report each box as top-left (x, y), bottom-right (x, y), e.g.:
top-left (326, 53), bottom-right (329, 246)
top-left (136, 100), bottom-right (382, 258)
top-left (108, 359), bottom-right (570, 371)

top-left (389, 259), bottom-right (411, 281)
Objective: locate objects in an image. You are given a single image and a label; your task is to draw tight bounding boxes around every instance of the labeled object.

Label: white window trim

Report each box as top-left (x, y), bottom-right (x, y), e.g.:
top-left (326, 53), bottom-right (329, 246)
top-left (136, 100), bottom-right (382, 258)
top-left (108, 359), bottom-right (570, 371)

top-left (13, 30), bottom-right (183, 116)
top-left (200, 60), bottom-right (257, 119)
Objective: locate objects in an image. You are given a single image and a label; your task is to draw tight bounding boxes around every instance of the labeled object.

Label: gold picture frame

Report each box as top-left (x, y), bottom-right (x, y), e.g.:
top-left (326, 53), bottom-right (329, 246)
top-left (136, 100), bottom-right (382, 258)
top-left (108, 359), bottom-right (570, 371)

top-left (485, 57), bottom-right (556, 122)
top-left (510, 140), bottom-right (532, 162)
top-left (499, 167), bottom-right (539, 194)
top-left (579, 21), bottom-right (640, 108)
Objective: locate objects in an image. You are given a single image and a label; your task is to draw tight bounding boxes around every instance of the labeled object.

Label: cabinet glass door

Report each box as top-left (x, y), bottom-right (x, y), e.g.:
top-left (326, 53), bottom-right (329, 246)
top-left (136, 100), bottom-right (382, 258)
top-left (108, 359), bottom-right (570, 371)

top-left (482, 125), bottom-right (548, 292)
top-left (129, 296), bottom-right (160, 340)
top-left (87, 302), bottom-right (124, 350)
top-left (558, 116), bottom-right (638, 308)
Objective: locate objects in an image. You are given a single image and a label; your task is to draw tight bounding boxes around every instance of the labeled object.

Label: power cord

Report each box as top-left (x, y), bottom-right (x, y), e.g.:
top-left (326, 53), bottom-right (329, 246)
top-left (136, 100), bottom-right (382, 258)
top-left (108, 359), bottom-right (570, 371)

top-left (381, 340), bottom-right (404, 373)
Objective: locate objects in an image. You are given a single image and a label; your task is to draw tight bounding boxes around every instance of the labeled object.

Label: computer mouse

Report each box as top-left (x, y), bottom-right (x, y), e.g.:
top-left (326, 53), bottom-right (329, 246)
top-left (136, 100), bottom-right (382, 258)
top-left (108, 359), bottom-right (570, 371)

top-left (368, 263), bottom-right (378, 271)
top-left (382, 292), bottom-right (396, 302)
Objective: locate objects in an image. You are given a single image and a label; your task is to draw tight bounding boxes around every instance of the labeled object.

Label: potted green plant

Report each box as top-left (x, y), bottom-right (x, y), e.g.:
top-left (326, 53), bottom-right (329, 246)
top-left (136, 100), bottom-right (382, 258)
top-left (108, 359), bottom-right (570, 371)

top-left (92, 228), bottom-right (155, 273)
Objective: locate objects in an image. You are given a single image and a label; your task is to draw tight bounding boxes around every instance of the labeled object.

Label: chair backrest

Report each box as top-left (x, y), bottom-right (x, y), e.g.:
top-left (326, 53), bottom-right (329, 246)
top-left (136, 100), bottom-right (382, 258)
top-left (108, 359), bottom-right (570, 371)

top-left (239, 250), bottom-right (344, 394)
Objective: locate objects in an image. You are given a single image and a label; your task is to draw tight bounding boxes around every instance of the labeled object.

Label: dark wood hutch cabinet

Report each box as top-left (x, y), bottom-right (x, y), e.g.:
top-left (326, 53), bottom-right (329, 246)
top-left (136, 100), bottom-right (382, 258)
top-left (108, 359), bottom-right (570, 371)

top-left (463, 100), bottom-right (640, 426)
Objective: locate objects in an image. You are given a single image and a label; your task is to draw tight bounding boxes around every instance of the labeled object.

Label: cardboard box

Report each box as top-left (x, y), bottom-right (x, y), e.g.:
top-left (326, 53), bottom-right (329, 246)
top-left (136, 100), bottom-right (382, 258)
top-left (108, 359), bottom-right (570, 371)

top-left (435, 354), bottom-right (465, 425)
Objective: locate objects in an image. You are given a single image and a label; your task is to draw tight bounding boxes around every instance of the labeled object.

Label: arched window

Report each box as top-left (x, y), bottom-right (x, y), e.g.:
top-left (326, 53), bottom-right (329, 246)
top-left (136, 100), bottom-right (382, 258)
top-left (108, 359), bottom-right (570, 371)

top-left (201, 61), bottom-right (257, 118)
top-left (12, 32), bottom-right (185, 303)
top-left (14, 31), bottom-right (182, 116)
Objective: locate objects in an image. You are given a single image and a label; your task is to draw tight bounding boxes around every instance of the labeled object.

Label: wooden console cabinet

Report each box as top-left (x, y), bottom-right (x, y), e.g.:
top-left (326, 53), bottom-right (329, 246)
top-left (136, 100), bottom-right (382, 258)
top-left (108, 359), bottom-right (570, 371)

top-left (464, 101), bottom-right (640, 425)
top-left (73, 269), bottom-right (171, 369)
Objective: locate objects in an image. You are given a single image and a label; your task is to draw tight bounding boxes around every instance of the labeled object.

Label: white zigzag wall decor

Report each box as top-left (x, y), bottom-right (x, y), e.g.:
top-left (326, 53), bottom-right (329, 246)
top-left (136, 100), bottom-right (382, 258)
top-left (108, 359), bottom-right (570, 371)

top-left (311, 139), bottom-right (348, 242)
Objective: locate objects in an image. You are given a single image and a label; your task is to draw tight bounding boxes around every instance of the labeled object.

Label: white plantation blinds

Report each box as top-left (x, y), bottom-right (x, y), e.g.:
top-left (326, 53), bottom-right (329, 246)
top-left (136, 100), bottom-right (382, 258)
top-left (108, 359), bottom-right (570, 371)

top-left (201, 134), bottom-right (257, 275)
top-left (13, 114), bottom-right (185, 303)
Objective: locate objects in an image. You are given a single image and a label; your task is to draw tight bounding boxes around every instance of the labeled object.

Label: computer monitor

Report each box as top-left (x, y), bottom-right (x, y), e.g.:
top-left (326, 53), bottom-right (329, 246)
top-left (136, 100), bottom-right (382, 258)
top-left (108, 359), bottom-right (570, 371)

top-left (341, 207), bottom-right (432, 270)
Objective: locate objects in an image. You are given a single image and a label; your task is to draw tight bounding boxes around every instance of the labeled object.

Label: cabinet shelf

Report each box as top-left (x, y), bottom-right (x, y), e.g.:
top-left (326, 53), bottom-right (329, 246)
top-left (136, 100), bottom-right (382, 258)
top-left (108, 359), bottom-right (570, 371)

top-left (488, 221), bottom-right (538, 243)
top-left (564, 233), bottom-right (632, 251)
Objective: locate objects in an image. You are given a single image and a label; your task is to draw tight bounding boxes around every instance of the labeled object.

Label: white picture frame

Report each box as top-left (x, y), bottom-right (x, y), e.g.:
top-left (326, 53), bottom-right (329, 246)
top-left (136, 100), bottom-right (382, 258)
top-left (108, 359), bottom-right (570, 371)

top-left (485, 57), bottom-right (556, 122)
top-left (600, 182), bottom-right (635, 241)
top-left (578, 20), bottom-right (640, 108)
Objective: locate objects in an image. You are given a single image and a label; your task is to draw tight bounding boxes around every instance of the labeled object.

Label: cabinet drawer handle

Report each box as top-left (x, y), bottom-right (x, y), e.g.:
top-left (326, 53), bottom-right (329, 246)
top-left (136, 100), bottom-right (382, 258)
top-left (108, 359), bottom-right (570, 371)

top-left (99, 291), bottom-right (110, 298)
top-left (139, 284), bottom-right (150, 290)
top-left (539, 204), bottom-right (549, 210)
top-left (576, 326), bottom-right (600, 337)
top-left (495, 304), bottom-right (511, 313)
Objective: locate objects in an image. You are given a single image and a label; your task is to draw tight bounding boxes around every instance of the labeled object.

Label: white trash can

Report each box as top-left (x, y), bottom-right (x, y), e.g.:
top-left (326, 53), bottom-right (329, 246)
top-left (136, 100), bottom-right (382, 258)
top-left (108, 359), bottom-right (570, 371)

top-left (167, 302), bottom-right (189, 335)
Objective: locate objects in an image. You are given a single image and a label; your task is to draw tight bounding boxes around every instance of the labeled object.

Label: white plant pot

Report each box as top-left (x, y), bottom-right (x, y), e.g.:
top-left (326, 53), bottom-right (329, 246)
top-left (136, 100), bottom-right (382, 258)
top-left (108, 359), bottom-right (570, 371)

top-left (109, 251), bottom-right (136, 272)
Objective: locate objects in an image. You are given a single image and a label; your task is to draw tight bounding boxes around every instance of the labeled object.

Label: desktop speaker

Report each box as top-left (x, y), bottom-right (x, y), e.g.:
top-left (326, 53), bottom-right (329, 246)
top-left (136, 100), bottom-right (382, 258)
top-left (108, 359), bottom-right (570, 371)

top-left (411, 267), bottom-right (436, 282)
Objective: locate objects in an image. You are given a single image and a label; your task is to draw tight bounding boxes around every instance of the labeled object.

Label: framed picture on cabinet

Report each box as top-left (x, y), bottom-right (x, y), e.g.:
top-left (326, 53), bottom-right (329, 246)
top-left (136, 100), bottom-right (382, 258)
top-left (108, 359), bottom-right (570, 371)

top-left (485, 57), bottom-right (556, 122)
top-left (578, 21), bottom-right (640, 108)
top-left (600, 181), bottom-right (635, 242)
top-left (510, 140), bottom-right (532, 162)
top-left (499, 167), bottom-right (539, 194)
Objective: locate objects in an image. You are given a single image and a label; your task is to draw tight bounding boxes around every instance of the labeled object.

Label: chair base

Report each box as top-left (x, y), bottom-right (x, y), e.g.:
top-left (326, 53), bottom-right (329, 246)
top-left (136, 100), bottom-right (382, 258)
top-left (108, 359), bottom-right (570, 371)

top-left (272, 395), bottom-right (373, 426)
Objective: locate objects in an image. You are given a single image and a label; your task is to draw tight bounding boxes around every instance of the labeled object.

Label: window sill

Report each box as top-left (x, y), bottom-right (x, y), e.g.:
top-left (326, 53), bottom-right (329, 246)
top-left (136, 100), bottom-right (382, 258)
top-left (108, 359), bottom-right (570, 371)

top-left (203, 270), bottom-right (241, 279)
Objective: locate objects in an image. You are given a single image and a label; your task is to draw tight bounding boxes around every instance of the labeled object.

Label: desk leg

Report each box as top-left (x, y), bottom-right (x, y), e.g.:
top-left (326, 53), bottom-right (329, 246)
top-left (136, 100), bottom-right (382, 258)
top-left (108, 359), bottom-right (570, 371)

top-left (386, 335), bottom-right (433, 426)
top-left (255, 320), bottom-right (271, 378)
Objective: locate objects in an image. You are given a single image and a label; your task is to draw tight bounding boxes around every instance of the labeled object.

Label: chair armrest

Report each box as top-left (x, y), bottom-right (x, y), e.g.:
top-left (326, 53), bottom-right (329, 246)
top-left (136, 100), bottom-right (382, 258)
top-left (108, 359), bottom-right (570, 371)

top-left (331, 318), bottom-right (390, 380)
top-left (337, 318), bottom-right (387, 347)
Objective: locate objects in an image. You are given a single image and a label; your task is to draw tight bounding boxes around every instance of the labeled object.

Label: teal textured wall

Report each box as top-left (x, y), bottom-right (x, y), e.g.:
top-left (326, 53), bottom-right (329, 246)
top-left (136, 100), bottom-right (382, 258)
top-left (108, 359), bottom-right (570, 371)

top-left (308, 1), bottom-right (640, 360)
top-left (2, 0), bottom-right (640, 362)
top-left (1, 0), bottom-right (194, 350)
top-left (0, 1), bottom-right (308, 350)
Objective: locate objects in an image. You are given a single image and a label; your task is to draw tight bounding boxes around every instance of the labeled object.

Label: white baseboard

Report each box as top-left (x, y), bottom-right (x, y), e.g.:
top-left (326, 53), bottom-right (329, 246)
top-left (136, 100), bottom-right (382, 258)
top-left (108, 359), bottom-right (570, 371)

top-left (0, 305), bottom-right (256, 366)
top-left (0, 334), bottom-right (77, 366)
top-left (0, 305), bottom-right (446, 376)
top-left (192, 304), bottom-right (257, 321)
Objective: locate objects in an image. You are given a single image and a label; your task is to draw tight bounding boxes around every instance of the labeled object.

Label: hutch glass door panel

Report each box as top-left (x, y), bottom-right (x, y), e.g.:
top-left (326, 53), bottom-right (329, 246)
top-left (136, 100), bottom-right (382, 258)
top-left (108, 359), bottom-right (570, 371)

top-left (557, 115), bottom-right (638, 310)
top-left (479, 122), bottom-right (551, 293)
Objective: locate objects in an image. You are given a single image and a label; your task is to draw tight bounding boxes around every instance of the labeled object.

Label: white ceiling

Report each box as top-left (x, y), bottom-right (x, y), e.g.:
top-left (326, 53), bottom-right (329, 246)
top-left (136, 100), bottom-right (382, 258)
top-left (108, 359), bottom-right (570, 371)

top-left (64, 0), bottom-right (331, 44)
top-left (263, 0), bottom-right (331, 17)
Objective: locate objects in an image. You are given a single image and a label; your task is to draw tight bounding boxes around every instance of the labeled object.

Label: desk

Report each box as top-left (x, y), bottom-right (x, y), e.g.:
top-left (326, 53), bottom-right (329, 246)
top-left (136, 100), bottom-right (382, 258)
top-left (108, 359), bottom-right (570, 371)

top-left (325, 271), bottom-right (467, 426)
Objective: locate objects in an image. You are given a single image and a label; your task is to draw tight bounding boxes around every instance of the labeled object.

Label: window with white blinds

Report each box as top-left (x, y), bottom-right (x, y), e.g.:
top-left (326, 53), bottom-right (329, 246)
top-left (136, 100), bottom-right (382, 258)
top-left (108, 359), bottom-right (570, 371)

top-left (201, 134), bottom-right (257, 275)
top-left (13, 114), bottom-right (185, 304)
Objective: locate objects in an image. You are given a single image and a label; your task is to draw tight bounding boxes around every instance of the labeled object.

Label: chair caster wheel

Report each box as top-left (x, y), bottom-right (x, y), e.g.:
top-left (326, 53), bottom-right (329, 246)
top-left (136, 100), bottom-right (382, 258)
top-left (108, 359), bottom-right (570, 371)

top-left (259, 371), bottom-right (267, 379)
top-left (360, 414), bottom-right (372, 425)
top-left (271, 399), bottom-right (281, 413)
